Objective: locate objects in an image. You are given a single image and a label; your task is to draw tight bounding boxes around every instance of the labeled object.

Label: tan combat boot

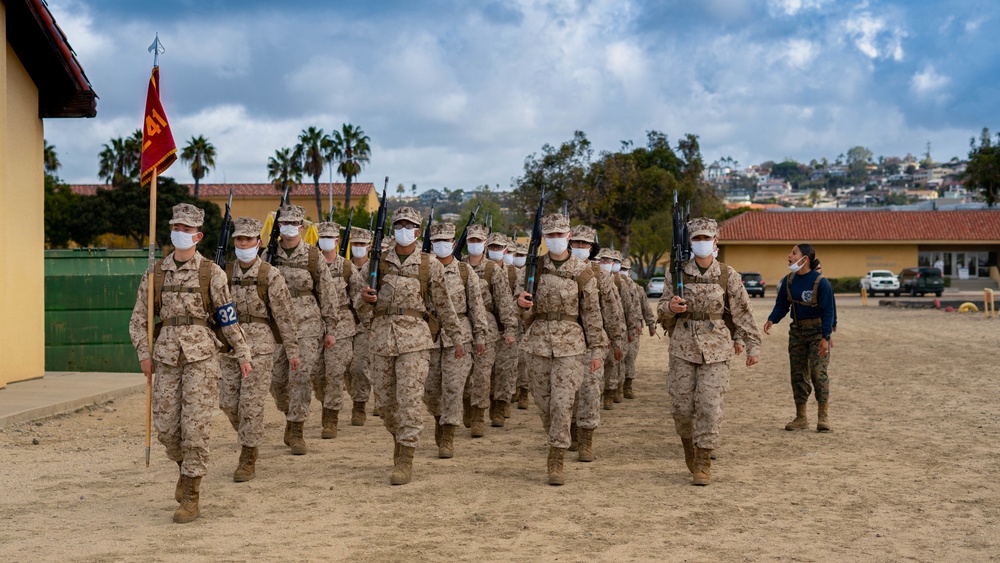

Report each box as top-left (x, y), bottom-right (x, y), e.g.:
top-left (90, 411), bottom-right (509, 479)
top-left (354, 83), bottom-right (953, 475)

top-left (613, 383), bottom-right (624, 403)
top-left (283, 420), bottom-right (291, 446)
top-left (439, 425), bottom-right (455, 459)
top-left (321, 408), bottom-right (338, 439)
top-left (471, 407), bottom-right (486, 438)
top-left (547, 447), bottom-right (566, 486)
top-left (785, 403), bottom-right (809, 431)
top-left (602, 390), bottom-right (614, 411)
top-left (351, 401), bottom-right (366, 426)
top-left (174, 461), bottom-right (184, 503)
top-left (517, 388), bottom-right (530, 410)
top-left (578, 428), bottom-right (594, 462)
top-left (681, 437), bottom-right (696, 473)
top-left (173, 476), bottom-right (202, 523)
top-left (233, 445), bottom-right (258, 482)
top-left (569, 422), bottom-right (579, 452)
top-left (462, 396), bottom-right (472, 428)
top-left (391, 446), bottom-right (415, 485)
top-left (490, 400), bottom-right (506, 428)
top-left (289, 421), bottom-right (307, 455)
top-left (502, 400), bottom-right (512, 418)
top-left (433, 416), bottom-right (442, 447)
top-left (692, 447), bottom-right (712, 486)
top-left (623, 378), bottom-right (635, 400)
top-left (817, 402), bottom-right (831, 432)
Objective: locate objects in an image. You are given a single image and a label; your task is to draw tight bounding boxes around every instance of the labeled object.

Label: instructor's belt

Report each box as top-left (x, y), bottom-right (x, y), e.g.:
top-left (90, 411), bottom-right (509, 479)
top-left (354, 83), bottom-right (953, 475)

top-left (791, 318), bottom-right (822, 327)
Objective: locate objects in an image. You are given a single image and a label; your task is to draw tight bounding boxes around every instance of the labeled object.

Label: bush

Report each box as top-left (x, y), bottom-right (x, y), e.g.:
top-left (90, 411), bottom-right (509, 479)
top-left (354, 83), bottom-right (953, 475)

top-left (828, 276), bottom-right (862, 293)
top-left (636, 278), bottom-right (650, 287)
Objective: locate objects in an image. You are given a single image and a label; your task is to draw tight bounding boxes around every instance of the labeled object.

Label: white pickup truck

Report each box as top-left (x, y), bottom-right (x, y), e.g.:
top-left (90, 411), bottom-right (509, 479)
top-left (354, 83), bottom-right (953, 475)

top-left (860, 270), bottom-right (900, 297)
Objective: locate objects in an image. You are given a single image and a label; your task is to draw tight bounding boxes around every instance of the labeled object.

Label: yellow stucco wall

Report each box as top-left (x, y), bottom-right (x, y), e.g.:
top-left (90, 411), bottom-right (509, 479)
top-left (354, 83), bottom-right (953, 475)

top-left (717, 243), bottom-right (918, 286)
top-left (1, 24), bottom-right (46, 387)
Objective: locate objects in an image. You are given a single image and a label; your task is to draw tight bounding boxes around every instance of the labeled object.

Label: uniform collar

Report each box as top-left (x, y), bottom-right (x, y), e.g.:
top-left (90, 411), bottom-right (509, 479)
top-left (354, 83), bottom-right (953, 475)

top-left (164, 251), bottom-right (202, 271)
top-left (684, 258), bottom-right (720, 278)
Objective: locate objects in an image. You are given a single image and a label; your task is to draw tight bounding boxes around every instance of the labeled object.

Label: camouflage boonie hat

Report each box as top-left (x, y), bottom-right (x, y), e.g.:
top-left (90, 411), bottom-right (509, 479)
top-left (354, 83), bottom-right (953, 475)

top-left (687, 217), bottom-right (718, 238)
top-left (569, 224), bottom-right (596, 243)
top-left (350, 227), bottom-right (372, 244)
top-left (595, 248), bottom-right (614, 261)
top-left (506, 239), bottom-right (517, 252)
top-left (514, 241), bottom-right (529, 254)
top-left (486, 232), bottom-right (508, 247)
top-left (278, 205), bottom-right (306, 223)
top-left (466, 224), bottom-right (489, 241)
top-left (231, 217), bottom-right (263, 238)
top-left (430, 222), bottom-right (456, 241)
top-left (317, 222), bottom-right (341, 238)
top-left (392, 206), bottom-right (421, 226)
top-left (611, 250), bottom-right (623, 262)
top-left (168, 203), bottom-right (205, 227)
top-left (541, 213), bottom-right (570, 235)
top-left (621, 258), bottom-right (632, 270)
top-left (381, 235), bottom-right (394, 251)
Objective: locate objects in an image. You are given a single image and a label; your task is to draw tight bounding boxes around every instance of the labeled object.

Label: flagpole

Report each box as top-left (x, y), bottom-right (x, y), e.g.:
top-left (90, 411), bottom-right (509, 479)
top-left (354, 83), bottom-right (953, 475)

top-left (145, 165), bottom-right (157, 467)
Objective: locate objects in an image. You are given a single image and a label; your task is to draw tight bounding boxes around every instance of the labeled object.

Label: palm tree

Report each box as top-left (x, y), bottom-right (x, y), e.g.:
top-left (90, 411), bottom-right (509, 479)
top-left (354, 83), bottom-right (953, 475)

top-left (267, 147), bottom-right (303, 199)
top-left (180, 135), bottom-right (217, 199)
top-left (328, 123), bottom-right (371, 208)
top-left (99, 136), bottom-right (132, 187)
top-left (44, 140), bottom-right (60, 173)
top-left (295, 126), bottom-right (331, 218)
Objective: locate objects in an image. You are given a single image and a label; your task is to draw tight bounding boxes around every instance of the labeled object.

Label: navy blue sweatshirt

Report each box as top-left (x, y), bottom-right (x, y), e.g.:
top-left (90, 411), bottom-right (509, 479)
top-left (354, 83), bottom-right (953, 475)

top-left (768, 270), bottom-right (836, 340)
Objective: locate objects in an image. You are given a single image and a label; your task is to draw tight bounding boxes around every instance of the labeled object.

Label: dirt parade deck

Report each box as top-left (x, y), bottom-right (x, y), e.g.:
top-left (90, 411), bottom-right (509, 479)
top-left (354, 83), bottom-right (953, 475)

top-left (1, 296), bottom-right (997, 561)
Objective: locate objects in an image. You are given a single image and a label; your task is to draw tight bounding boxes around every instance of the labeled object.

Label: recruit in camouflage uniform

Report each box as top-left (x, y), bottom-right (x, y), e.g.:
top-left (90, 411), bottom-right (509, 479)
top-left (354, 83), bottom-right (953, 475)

top-left (620, 257), bottom-right (657, 400)
top-left (347, 226), bottom-right (374, 424)
top-left (657, 217), bottom-right (761, 486)
top-left (129, 203), bottom-right (253, 523)
top-left (219, 217), bottom-right (300, 483)
top-left (568, 225), bottom-right (627, 462)
top-left (595, 249), bottom-right (638, 409)
top-left (357, 207), bottom-right (466, 485)
top-left (485, 232), bottom-right (521, 427)
top-left (261, 205), bottom-right (339, 455)
top-left (463, 225), bottom-right (518, 436)
top-left (509, 240), bottom-right (532, 409)
top-left (314, 221), bottom-right (366, 438)
top-left (423, 222), bottom-right (489, 459)
top-left (517, 213), bottom-right (609, 485)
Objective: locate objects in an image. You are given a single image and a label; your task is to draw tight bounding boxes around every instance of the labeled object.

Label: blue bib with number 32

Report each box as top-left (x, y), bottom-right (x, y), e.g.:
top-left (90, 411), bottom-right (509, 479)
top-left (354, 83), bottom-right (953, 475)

top-left (215, 303), bottom-right (237, 327)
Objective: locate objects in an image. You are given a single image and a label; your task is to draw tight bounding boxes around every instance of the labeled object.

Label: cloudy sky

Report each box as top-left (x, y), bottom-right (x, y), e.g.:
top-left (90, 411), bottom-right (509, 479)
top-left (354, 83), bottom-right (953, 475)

top-left (44, 0), bottom-right (999, 191)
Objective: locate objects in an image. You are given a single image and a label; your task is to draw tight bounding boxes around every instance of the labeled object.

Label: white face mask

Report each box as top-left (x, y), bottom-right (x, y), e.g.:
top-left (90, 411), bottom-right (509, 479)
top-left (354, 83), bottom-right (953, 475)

top-left (503, 254), bottom-right (514, 265)
top-left (513, 256), bottom-right (526, 267)
top-left (788, 256), bottom-right (807, 273)
top-left (280, 224), bottom-right (301, 239)
top-left (488, 250), bottom-right (505, 262)
top-left (318, 238), bottom-right (337, 252)
top-left (571, 247), bottom-right (591, 261)
top-left (544, 236), bottom-right (569, 255)
top-left (351, 245), bottom-right (369, 257)
top-left (612, 263), bottom-right (622, 272)
top-left (170, 230), bottom-right (198, 250)
top-left (394, 227), bottom-right (417, 246)
top-left (432, 241), bottom-right (453, 258)
top-left (467, 242), bottom-right (485, 256)
top-left (600, 262), bottom-right (613, 272)
top-left (691, 240), bottom-right (715, 259)
top-left (234, 246), bottom-right (259, 263)
top-left (713, 249), bottom-right (719, 259)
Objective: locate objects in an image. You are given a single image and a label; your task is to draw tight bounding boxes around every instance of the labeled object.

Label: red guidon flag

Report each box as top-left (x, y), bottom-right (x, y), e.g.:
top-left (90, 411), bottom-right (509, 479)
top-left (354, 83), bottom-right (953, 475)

top-left (139, 66), bottom-right (177, 186)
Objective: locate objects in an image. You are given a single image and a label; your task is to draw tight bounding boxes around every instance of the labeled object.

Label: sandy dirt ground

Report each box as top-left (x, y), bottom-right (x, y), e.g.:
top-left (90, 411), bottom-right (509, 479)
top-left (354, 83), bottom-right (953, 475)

top-left (2, 296), bottom-right (999, 562)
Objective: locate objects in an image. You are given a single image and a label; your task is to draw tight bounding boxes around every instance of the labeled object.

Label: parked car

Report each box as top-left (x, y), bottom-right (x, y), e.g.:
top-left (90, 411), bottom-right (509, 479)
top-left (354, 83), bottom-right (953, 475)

top-left (898, 267), bottom-right (944, 297)
top-left (860, 270), bottom-right (900, 297)
top-left (740, 272), bottom-right (766, 297)
top-left (646, 276), bottom-right (665, 298)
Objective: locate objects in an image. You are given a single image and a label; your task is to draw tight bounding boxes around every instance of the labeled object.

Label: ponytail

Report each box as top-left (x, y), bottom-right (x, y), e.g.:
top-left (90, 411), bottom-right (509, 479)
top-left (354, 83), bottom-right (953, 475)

top-left (796, 243), bottom-right (818, 269)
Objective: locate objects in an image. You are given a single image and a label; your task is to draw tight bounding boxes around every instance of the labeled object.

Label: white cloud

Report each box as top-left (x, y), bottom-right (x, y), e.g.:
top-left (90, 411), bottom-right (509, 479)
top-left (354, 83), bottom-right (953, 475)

top-left (965, 17), bottom-right (986, 33)
top-left (768, 0), bottom-right (832, 17)
top-left (45, 0), bottom-right (114, 60)
top-left (910, 64), bottom-right (950, 101)
top-left (841, 11), bottom-right (906, 61)
top-left (782, 38), bottom-right (819, 69)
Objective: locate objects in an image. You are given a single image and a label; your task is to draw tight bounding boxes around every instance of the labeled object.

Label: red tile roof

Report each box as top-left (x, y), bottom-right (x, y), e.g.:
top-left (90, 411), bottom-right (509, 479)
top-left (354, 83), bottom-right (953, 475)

top-left (719, 210), bottom-right (1000, 242)
top-left (69, 182), bottom-right (377, 199)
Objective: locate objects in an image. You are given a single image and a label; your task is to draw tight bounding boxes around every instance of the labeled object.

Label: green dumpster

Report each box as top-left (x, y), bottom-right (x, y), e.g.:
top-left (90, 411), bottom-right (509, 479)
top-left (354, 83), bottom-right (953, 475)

top-left (45, 248), bottom-right (158, 372)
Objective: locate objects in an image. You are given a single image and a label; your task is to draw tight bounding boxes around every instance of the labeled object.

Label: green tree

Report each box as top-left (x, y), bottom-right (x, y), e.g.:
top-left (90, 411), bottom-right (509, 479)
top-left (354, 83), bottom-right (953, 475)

top-left (44, 140), bottom-right (60, 173)
top-left (180, 135), bottom-right (216, 199)
top-left (459, 186), bottom-right (508, 235)
top-left (267, 147), bottom-right (303, 198)
top-left (44, 174), bottom-right (79, 247)
top-left (329, 123), bottom-right (371, 208)
top-left (295, 126), bottom-right (331, 218)
top-left (629, 208), bottom-right (672, 278)
top-left (99, 133), bottom-right (138, 187)
top-left (396, 183), bottom-right (405, 197)
top-left (963, 127), bottom-right (1000, 207)
top-left (846, 146), bottom-right (873, 184)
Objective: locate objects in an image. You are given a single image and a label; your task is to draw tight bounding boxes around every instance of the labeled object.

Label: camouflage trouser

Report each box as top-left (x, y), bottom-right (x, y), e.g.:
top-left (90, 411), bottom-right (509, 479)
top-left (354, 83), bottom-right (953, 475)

top-left (527, 353), bottom-right (586, 449)
top-left (372, 349), bottom-right (431, 448)
top-left (424, 343), bottom-right (472, 427)
top-left (788, 324), bottom-right (830, 404)
top-left (219, 353), bottom-right (273, 448)
top-left (492, 337), bottom-right (519, 401)
top-left (466, 338), bottom-right (496, 409)
top-left (603, 349), bottom-right (621, 391)
top-left (313, 337), bottom-right (354, 411)
top-left (153, 354), bottom-right (220, 478)
top-left (667, 357), bottom-right (731, 450)
top-left (271, 335), bottom-right (321, 422)
top-left (624, 330), bottom-right (641, 380)
top-left (574, 356), bottom-right (604, 430)
top-left (516, 347), bottom-right (529, 390)
top-left (349, 330), bottom-right (372, 403)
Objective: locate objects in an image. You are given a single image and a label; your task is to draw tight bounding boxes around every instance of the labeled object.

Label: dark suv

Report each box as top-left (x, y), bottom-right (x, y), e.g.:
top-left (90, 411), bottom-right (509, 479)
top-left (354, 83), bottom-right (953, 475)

top-left (740, 272), bottom-right (766, 298)
top-left (898, 267), bottom-right (944, 297)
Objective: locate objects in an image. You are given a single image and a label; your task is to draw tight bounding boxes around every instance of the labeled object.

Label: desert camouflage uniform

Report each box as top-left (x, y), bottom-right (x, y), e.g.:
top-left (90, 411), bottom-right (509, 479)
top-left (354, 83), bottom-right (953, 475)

top-left (465, 248), bottom-right (518, 411)
top-left (315, 250), bottom-right (364, 415)
top-left (262, 240), bottom-right (338, 423)
top-left (628, 273), bottom-right (656, 380)
top-left (609, 264), bottom-right (642, 395)
top-left (348, 230), bottom-right (373, 405)
top-left (575, 260), bottom-right (626, 429)
top-left (129, 251), bottom-right (252, 478)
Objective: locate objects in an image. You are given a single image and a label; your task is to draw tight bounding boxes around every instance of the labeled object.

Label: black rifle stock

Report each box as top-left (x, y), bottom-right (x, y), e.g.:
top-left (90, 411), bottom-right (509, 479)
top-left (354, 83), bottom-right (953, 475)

top-left (670, 192), bottom-right (690, 298)
top-left (452, 201), bottom-right (483, 260)
top-left (214, 189), bottom-right (234, 268)
top-left (421, 204), bottom-right (434, 254)
top-left (265, 183), bottom-right (292, 265)
top-left (368, 177), bottom-right (389, 290)
top-left (524, 188), bottom-right (546, 300)
top-left (339, 207), bottom-right (354, 258)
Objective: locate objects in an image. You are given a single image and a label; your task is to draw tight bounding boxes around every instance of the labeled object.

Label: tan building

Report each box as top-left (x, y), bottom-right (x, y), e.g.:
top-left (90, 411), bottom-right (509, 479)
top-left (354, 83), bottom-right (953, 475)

top-left (716, 210), bottom-right (1000, 288)
top-left (1, 0), bottom-right (97, 387)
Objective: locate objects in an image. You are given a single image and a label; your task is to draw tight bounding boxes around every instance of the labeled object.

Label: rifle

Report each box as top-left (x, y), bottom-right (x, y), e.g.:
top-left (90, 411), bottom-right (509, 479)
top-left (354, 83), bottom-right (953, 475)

top-left (338, 207), bottom-right (354, 258)
top-left (452, 201), bottom-right (483, 259)
top-left (213, 189), bottom-right (234, 268)
top-left (671, 192), bottom-right (690, 298)
top-left (484, 211), bottom-right (493, 234)
top-left (368, 177), bottom-right (389, 290)
top-left (421, 204), bottom-right (435, 253)
top-left (266, 182), bottom-right (293, 265)
top-left (524, 188), bottom-right (546, 301)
